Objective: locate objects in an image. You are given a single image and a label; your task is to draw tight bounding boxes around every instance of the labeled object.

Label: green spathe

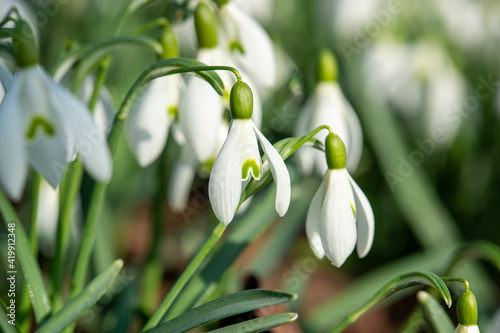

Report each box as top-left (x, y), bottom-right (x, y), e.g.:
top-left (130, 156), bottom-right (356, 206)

top-left (325, 133), bottom-right (346, 169)
top-left (230, 81), bottom-right (253, 120)
top-left (12, 20), bottom-right (38, 68)
top-left (194, 3), bottom-right (218, 48)
top-left (316, 49), bottom-right (338, 82)
top-left (457, 291), bottom-right (478, 326)
top-left (159, 24), bottom-right (179, 59)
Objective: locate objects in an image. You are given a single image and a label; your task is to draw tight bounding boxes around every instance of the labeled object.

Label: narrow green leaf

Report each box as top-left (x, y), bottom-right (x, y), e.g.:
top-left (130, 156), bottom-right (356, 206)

top-left (37, 259), bottom-right (123, 333)
top-left (148, 290), bottom-right (296, 333)
top-left (0, 191), bottom-right (52, 324)
top-left (0, 303), bottom-right (18, 333)
top-left (206, 312), bottom-right (298, 333)
top-left (417, 291), bottom-right (455, 333)
top-left (327, 271), bottom-right (451, 333)
top-left (448, 240), bottom-right (500, 273)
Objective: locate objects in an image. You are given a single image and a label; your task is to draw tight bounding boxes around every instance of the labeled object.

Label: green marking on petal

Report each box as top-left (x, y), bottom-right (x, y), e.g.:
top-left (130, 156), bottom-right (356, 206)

top-left (242, 159), bottom-right (260, 180)
top-left (26, 116), bottom-right (55, 139)
top-left (229, 41), bottom-right (244, 54)
top-left (351, 204), bottom-right (356, 218)
top-left (168, 105), bottom-right (178, 121)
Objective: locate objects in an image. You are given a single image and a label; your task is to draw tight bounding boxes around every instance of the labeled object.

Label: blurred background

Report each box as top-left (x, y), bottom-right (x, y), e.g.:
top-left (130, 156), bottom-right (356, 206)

top-left (2, 0), bottom-right (500, 331)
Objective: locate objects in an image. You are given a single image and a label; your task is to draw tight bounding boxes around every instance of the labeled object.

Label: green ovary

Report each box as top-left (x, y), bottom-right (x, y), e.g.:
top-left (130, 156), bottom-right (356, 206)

top-left (242, 159), bottom-right (260, 180)
top-left (26, 116), bottom-right (55, 139)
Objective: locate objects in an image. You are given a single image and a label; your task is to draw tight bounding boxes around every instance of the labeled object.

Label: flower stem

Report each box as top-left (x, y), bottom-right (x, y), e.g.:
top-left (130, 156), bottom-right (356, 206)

top-left (143, 222), bottom-right (227, 331)
top-left (441, 277), bottom-right (470, 293)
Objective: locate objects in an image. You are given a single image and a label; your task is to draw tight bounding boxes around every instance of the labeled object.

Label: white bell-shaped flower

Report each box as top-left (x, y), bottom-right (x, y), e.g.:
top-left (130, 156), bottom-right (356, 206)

top-left (0, 65), bottom-right (112, 200)
top-left (79, 76), bottom-right (115, 136)
top-left (209, 82), bottom-right (290, 225)
top-left (126, 75), bottom-right (184, 167)
top-left (306, 133), bottom-right (374, 267)
top-left (219, 2), bottom-right (277, 88)
top-left (296, 50), bottom-right (363, 174)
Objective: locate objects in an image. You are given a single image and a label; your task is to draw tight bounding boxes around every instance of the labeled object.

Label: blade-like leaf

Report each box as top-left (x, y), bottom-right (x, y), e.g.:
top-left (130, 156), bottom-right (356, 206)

top-left (327, 271), bottom-right (451, 333)
top-left (417, 291), bottom-right (455, 333)
top-left (37, 259), bottom-right (123, 333)
top-left (0, 191), bottom-right (52, 324)
top-left (0, 302), bottom-right (18, 333)
top-left (448, 240), bottom-right (500, 273)
top-left (148, 290), bottom-right (296, 333)
top-left (206, 312), bottom-right (298, 333)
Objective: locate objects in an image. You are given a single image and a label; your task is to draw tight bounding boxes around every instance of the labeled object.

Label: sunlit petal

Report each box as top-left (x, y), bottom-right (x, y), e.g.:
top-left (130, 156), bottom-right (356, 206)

top-left (252, 121), bottom-right (290, 216)
top-left (209, 120), bottom-right (243, 225)
top-left (168, 148), bottom-right (197, 212)
top-left (306, 178), bottom-right (326, 259)
top-left (348, 174), bottom-right (374, 258)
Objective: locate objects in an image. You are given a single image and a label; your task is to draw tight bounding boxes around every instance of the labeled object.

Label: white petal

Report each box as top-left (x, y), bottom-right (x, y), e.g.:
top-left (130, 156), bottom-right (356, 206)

top-left (320, 169), bottom-right (357, 267)
top-left (294, 97), bottom-right (315, 175)
top-left (36, 179), bottom-right (59, 242)
top-left (50, 74), bottom-right (112, 183)
top-left (168, 148), bottom-right (197, 212)
top-left (94, 86), bottom-right (115, 135)
top-left (348, 174), bottom-right (374, 258)
top-left (306, 179), bottom-right (327, 259)
top-left (19, 66), bottom-right (71, 188)
top-left (126, 78), bottom-right (171, 167)
top-left (179, 76), bottom-right (224, 162)
top-left (0, 61), bottom-right (13, 93)
top-left (208, 120), bottom-right (243, 225)
top-left (343, 100), bottom-right (364, 172)
top-left (0, 78), bottom-right (27, 200)
top-left (239, 121), bottom-right (261, 180)
top-left (221, 4), bottom-right (277, 88)
top-left (252, 122), bottom-right (290, 216)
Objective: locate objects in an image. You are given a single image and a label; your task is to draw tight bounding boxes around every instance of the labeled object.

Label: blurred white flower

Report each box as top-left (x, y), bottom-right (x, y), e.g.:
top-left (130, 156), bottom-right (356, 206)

top-left (209, 118), bottom-right (290, 225)
top-left (0, 60), bottom-right (12, 103)
top-left (235, 0), bottom-right (274, 24)
top-left (126, 75), bottom-right (184, 167)
top-left (0, 65), bottom-right (112, 200)
top-left (79, 77), bottom-right (115, 136)
top-left (296, 81), bottom-right (363, 174)
top-left (219, 2), bottom-right (277, 88)
top-left (306, 167), bottom-right (374, 267)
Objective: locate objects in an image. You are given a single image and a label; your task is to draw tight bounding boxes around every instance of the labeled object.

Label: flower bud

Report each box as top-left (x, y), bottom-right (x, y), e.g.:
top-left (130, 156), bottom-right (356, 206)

top-left (325, 133), bottom-right (346, 170)
top-left (457, 291), bottom-right (478, 326)
top-left (230, 81), bottom-right (253, 120)
top-left (213, 0), bottom-right (230, 7)
top-left (12, 20), bottom-right (38, 68)
top-left (194, 3), bottom-right (218, 48)
top-left (316, 49), bottom-right (338, 83)
top-left (158, 23), bottom-right (179, 59)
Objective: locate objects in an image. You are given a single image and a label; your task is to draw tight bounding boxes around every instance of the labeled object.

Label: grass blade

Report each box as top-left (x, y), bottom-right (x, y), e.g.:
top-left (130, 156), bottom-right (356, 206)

top-left (207, 313), bottom-right (298, 333)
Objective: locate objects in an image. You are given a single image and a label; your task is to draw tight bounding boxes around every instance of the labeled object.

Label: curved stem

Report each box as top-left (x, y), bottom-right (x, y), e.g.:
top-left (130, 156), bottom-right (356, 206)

top-left (134, 17), bottom-right (169, 35)
top-left (143, 223), bottom-right (227, 331)
top-left (441, 277), bottom-right (470, 293)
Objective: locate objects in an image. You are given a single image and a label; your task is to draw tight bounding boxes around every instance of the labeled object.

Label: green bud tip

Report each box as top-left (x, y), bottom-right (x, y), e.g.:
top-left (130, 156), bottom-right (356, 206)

top-left (325, 133), bottom-right (346, 169)
top-left (158, 24), bottom-right (179, 59)
top-left (12, 20), bottom-right (38, 68)
top-left (457, 291), bottom-right (478, 326)
top-left (316, 48), bottom-right (338, 82)
top-left (230, 81), bottom-right (253, 120)
top-left (194, 2), bottom-right (218, 48)
top-left (213, 0), bottom-right (230, 7)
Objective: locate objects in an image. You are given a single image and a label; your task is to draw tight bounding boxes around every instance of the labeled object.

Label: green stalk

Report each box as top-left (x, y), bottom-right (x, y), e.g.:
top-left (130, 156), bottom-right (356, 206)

top-left (143, 222), bottom-right (227, 331)
top-left (18, 173), bottom-right (42, 331)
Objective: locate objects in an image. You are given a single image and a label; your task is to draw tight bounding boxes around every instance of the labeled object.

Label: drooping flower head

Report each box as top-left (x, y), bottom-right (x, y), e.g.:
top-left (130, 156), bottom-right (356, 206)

top-left (306, 132), bottom-right (374, 267)
top-left (454, 290), bottom-right (480, 333)
top-left (0, 20), bottom-right (112, 200)
top-left (296, 49), bottom-right (363, 175)
top-left (208, 81), bottom-right (290, 225)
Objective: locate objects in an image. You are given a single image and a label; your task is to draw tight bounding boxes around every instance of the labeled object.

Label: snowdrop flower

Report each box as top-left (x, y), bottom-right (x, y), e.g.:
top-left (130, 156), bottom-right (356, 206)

top-left (218, 0), bottom-right (277, 88)
top-left (0, 20), bottom-right (112, 200)
top-left (0, 60), bottom-right (12, 103)
top-left (306, 132), bottom-right (374, 267)
top-left (209, 81), bottom-right (290, 225)
top-left (454, 290), bottom-right (480, 333)
top-left (180, 2), bottom-right (261, 164)
top-left (79, 77), bottom-right (115, 136)
top-left (296, 50), bottom-right (363, 175)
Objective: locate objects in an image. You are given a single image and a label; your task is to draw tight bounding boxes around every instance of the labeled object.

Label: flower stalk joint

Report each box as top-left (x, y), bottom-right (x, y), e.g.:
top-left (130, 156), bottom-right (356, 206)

top-left (158, 22), bottom-right (179, 59)
top-left (325, 132), bottom-right (346, 170)
top-left (12, 20), bottom-right (38, 68)
top-left (230, 81), bottom-right (253, 120)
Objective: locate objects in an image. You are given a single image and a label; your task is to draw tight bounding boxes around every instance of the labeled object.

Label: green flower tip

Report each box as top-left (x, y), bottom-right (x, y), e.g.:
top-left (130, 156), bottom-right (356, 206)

top-left (158, 24), bottom-right (179, 59)
top-left (316, 48), bottom-right (338, 82)
top-left (325, 132), bottom-right (346, 169)
top-left (12, 19), bottom-right (38, 68)
top-left (213, 0), bottom-right (229, 7)
top-left (230, 81), bottom-right (253, 120)
top-left (457, 291), bottom-right (478, 326)
top-left (194, 2), bottom-right (218, 48)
